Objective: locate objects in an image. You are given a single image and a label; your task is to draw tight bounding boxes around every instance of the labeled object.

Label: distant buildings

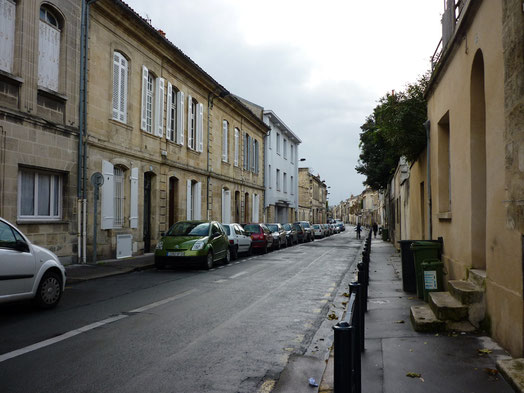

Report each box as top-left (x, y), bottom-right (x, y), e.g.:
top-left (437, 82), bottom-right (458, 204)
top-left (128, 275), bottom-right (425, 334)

top-left (298, 168), bottom-right (327, 224)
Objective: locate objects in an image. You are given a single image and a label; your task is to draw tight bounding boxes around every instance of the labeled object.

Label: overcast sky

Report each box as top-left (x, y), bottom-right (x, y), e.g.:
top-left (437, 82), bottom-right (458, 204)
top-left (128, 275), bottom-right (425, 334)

top-left (124, 0), bottom-right (443, 205)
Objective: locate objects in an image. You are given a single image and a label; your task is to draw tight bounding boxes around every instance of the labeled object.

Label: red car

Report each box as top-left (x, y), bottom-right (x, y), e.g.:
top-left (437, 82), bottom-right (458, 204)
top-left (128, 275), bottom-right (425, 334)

top-left (243, 223), bottom-right (274, 254)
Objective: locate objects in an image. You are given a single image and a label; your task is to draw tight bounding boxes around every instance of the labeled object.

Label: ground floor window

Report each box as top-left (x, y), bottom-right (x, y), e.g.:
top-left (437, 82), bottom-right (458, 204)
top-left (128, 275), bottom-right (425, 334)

top-left (18, 168), bottom-right (62, 220)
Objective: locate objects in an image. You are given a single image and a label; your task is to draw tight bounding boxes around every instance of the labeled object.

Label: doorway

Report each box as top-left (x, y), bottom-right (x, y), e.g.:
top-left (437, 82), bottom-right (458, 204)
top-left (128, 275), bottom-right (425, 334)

top-left (143, 172), bottom-right (152, 253)
top-left (168, 176), bottom-right (178, 228)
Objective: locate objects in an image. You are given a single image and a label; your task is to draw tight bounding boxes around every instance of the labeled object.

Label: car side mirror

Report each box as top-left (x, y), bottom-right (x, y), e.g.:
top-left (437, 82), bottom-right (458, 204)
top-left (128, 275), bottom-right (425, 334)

top-left (14, 240), bottom-right (29, 253)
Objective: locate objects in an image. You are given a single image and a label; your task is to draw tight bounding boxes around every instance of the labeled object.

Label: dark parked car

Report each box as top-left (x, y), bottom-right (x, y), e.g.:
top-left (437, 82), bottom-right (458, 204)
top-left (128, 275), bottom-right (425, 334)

top-left (266, 223), bottom-right (287, 250)
top-left (243, 223), bottom-right (274, 254)
top-left (295, 221), bottom-right (314, 242)
top-left (292, 222), bottom-right (306, 243)
top-left (283, 223), bottom-right (298, 246)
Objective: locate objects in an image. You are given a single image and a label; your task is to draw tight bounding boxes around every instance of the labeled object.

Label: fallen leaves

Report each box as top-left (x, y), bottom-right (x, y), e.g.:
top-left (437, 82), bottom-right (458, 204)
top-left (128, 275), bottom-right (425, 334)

top-left (484, 368), bottom-right (498, 376)
top-left (477, 348), bottom-right (493, 355)
top-left (342, 292), bottom-right (350, 297)
top-left (327, 312), bottom-right (338, 320)
top-left (406, 372), bottom-right (421, 378)
top-left (394, 320), bottom-right (405, 324)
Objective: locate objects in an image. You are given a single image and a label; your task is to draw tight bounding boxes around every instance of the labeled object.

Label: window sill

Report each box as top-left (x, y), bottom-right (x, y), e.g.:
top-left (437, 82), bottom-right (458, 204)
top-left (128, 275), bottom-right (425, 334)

top-left (17, 219), bottom-right (67, 225)
top-left (109, 118), bottom-right (133, 131)
top-left (37, 86), bottom-right (67, 102)
top-left (438, 211), bottom-right (452, 221)
top-left (222, 160), bottom-right (230, 166)
top-left (188, 149), bottom-right (201, 156)
top-left (0, 69), bottom-right (24, 84)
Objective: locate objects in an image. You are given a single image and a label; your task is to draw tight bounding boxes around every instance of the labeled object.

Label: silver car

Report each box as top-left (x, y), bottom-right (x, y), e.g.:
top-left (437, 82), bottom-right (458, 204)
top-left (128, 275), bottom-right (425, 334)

top-left (0, 217), bottom-right (66, 308)
top-left (221, 223), bottom-right (252, 259)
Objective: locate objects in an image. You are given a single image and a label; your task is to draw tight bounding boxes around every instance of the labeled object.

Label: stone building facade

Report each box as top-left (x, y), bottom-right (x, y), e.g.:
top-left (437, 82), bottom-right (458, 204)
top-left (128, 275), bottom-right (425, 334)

top-left (0, 0), bottom-right (81, 264)
top-left (298, 168), bottom-right (327, 224)
top-left (409, 0), bottom-right (524, 357)
top-left (85, 0), bottom-right (268, 260)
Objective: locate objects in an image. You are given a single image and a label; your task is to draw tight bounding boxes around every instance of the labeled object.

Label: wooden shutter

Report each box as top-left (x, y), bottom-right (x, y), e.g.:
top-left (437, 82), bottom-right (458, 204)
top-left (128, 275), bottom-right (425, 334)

top-left (166, 82), bottom-right (173, 141)
top-left (186, 179), bottom-right (192, 220)
top-left (0, 0), bottom-right (15, 73)
top-left (38, 20), bottom-right (60, 91)
top-left (141, 65), bottom-right (149, 131)
top-left (101, 160), bottom-right (114, 229)
top-left (155, 77), bottom-right (164, 137)
top-left (187, 95), bottom-right (193, 148)
top-left (197, 103), bottom-right (204, 152)
top-left (234, 128), bottom-right (239, 166)
top-left (176, 91), bottom-right (184, 144)
top-left (129, 168), bottom-right (138, 228)
top-left (195, 182), bottom-right (202, 219)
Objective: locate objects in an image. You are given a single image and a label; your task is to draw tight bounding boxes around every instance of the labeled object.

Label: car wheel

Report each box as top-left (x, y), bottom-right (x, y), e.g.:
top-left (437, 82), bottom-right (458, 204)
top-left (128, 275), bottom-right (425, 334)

top-left (224, 248), bottom-right (231, 263)
top-left (230, 246), bottom-right (238, 260)
top-left (35, 271), bottom-right (62, 309)
top-left (203, 251), bottom-right (214, 270)
top-left (155, 257), bottom-right (165, 270)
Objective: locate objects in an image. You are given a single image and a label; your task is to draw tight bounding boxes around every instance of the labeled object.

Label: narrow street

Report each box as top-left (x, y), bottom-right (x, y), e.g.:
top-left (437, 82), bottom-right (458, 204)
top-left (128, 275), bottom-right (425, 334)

top-left (0, 231), bottom-right (361, 393)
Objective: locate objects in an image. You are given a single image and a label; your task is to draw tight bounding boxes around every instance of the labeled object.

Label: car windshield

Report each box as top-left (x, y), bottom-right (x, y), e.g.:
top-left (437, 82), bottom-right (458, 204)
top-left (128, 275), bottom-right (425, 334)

top-left (166, 222), bottom-right (209, 236)
top-left (313, 225), bottom-right (320, 229)
top-left (293, 224), bottom-right (302, 231)
top-left (301, 222), bottom-right (311, 229)
top-left (244, 224), bottom-right (260, 234)
top-left (223, 225), bottom-right (231, 235)
top-left (267, 224), bottom-right (279, 232)
top-left (283, 224), bottom-right (291, 230)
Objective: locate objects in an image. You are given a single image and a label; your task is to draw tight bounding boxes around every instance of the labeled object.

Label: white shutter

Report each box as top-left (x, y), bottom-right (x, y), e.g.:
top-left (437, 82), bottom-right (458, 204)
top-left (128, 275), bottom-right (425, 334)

top-left (226, 190), bottom-right (231, 224)
top-left (141, 65), bottom-right (149, 131)
top-left (0, 0), bottom-right (15, 73)
top-left (187, 95), bottom-right (193, 148)
top-left (155, 77), bottom-right (164, 137)
top-left (195, 182), bottom-right (202, 219)
top-left (129, 168), bottom-right (139, 228)
top-left (251, 138), bottom-right (256, 172)
top-left (252, 194), bottom-right (259, 223)
top-left (176, 91), bottom-right (184, 144)
top-left (101, 160), bottom-right (114, 229)
top-left (222, 121), bottom-right (228, 162)
top-left (197, 103), bottom-right (204, 152)
top-left (112, 53), bottom-right (127, 123)
top-left (112, 54), bottom-right (120, 120)
top-left (38, 21), bottom-right (60, 91)
top-left (234, 128), bottom-right (239, 166)
top-left (166, 82), bottom-right (173, 141)
top-left (186, 179), bottom-right (192, 220)
top-left (120, 56), bottom-right (128, 123)
top-left (255, 140), bottom-right (259, 173)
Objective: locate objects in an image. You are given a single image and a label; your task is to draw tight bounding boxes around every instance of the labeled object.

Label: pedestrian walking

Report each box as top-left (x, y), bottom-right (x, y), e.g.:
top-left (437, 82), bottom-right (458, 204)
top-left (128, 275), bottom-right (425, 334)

top-left (356, 223), bottom-right (362, 239)
top-left (372, 222), bottom-right (378, 238)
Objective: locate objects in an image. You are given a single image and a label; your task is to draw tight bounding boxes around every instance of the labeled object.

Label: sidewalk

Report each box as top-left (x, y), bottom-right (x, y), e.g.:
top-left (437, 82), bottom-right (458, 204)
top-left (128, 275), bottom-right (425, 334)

top-left (64, 253), bottom-right (154, 284)
top-left (319, 238), bottom-right (517, 393)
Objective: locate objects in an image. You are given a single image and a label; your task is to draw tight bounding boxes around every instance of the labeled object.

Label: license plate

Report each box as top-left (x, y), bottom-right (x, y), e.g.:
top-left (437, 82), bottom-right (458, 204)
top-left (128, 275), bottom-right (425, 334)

top-left (167, 252), bottom-right (185, 257)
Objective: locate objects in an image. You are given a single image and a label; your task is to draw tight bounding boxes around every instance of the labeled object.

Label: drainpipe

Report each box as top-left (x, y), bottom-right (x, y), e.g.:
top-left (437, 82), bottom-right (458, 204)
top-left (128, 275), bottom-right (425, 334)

top-left (78, 0), bottom-right (98, 263)
top-left (424, 120), bottom-right (432, 239)
top-left (206, 88), bottom-right (229, 220)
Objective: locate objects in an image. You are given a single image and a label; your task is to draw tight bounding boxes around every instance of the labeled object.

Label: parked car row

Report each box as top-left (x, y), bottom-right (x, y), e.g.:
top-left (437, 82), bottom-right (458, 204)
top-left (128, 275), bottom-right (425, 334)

top-left (312, 223), bottom-right (343, 239)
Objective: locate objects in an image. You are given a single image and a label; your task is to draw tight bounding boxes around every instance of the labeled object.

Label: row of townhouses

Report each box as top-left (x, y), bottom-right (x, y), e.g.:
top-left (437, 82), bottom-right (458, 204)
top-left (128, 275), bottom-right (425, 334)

top-left (0, 0), bottom-right (323, 264)
top-left (335, 0), bottom-right (524, 361)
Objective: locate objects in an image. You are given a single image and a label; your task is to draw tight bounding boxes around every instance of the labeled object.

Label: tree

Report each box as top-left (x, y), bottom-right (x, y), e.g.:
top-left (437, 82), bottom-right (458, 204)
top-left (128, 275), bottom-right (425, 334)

top-left (356, 74), bottom-right (429, 190)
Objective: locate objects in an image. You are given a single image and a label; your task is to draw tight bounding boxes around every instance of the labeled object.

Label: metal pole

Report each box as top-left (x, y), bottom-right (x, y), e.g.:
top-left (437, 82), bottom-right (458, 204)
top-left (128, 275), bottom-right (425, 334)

top-left (93, 185), bottom-right (98, 263)
top-left (333, 321), bottom-right (353, 393)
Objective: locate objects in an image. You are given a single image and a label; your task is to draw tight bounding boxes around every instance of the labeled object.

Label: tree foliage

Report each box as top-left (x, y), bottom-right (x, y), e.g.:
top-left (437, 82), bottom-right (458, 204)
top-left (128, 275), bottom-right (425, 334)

top-left (356, 74), bottom-right (429, 190)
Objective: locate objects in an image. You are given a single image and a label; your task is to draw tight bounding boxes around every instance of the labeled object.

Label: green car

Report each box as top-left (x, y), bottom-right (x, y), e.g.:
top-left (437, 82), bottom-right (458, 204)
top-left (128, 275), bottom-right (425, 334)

top-left (154, 220), bottom-right (230, 270)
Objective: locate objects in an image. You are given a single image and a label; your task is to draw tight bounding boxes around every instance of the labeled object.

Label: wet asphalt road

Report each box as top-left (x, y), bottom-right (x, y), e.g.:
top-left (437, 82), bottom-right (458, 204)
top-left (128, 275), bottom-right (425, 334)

top-left (0, 230), bottom-right (361, 393)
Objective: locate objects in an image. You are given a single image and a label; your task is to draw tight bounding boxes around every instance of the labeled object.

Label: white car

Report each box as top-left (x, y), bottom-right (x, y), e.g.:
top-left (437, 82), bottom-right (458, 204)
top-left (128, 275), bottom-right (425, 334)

top-left (312, 224), bottom-right (324, 239)
top-left (0, 217), bottom-right (66, 308)
top-left (221, 223), bottom-right (252, 259)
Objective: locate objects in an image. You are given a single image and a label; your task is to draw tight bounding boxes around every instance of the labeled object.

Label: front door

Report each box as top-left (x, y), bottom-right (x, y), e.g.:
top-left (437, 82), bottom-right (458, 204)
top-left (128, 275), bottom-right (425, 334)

top-left (169, 177), bottom-right (178, 228)
top-left (143, 173), bottom-right (152, 252)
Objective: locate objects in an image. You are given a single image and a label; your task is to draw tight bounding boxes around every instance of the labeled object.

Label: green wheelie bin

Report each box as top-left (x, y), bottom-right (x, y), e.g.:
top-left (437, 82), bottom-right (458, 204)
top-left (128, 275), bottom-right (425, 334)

top-left (410, 241), bottom-right (442, 299)
top-left (421, 259), bottom-right (445, 302)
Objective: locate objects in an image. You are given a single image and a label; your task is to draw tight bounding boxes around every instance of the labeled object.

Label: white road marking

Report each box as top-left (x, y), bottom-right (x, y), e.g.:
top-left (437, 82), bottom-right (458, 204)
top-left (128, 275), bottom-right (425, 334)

top-left (229, 271), bottom-right (248, 279)
top-left (0, 315), bottom-right (127, 363)
top-left (0, 289), bottom-right (197, 363)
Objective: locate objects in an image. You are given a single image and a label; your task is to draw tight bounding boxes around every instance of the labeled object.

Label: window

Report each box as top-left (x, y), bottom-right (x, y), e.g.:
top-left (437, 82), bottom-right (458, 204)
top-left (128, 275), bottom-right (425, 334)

top-left (268, 131), bottom-right (272, 150)
top-left (222, 188), bottom-right (231, 224)
top-left (276, 169), bottom-right (280, 191)
top-left (234, 128), bottom-right (239, 166)
top-left (254, 139), bottom-right (259, 173)
top-left (283, 139), bottom-right (287, 159)
top-left (222, 120), bottom-right (229, 162)
top-left (167, 83), bottom-right (184, 144)
top-left (186, 180), bottom-right (202, 220)
top-left (283, 172), bottom-right (287, 193)
top-left (268, 165), bottom-right (272, 189)
top-left (18, 168), bottom-right (62, 221)
top-left (290, 176), bottom-right (294, 195)
top-left (276, 133), bottom-right (281, 155)
top-left (243, 133), bottom-right (250, 170)
top-left (141, 66), bottom-right (164, 136)
top-left (252, 194), bottom-right (259, 222)
top-left (38, 5), bottom-right (61, 91)
top-left (290, 145), bottom-right (294, 164)
top-left (188, 96), bottom-right (203, 151)
top-left (113, 167), bottom-right (125, 228)
top-left (112, 52), bottom-right (128, 123)
top-left (0, 0), bottom-right (15, 74)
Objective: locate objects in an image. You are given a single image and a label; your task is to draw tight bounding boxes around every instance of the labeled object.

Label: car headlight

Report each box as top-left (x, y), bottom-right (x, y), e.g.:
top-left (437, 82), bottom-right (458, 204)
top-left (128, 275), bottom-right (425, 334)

top-left (192, 241), bottom-right (205, 251)
top-left (155, 240), bottom-right (164, 250)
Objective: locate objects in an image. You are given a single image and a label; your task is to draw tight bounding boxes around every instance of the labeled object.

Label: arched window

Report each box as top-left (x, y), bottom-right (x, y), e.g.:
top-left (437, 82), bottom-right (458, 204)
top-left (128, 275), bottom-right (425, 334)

top-left (112, 52), bottom-right (128, 123)
top-left (38, 5), bottom-right (62, 91)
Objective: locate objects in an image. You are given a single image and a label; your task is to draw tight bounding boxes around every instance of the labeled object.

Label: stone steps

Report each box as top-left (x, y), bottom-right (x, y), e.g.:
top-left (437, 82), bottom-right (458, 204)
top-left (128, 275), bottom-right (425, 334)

top-left (429, 292), bottom-right (468, 321)
top-left (448, 280), bottom-right (484, 304)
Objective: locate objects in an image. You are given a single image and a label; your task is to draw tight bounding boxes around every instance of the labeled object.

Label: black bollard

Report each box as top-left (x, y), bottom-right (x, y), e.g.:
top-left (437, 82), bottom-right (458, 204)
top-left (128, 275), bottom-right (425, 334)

top-left (333, 322), bottom-right (354, 393)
